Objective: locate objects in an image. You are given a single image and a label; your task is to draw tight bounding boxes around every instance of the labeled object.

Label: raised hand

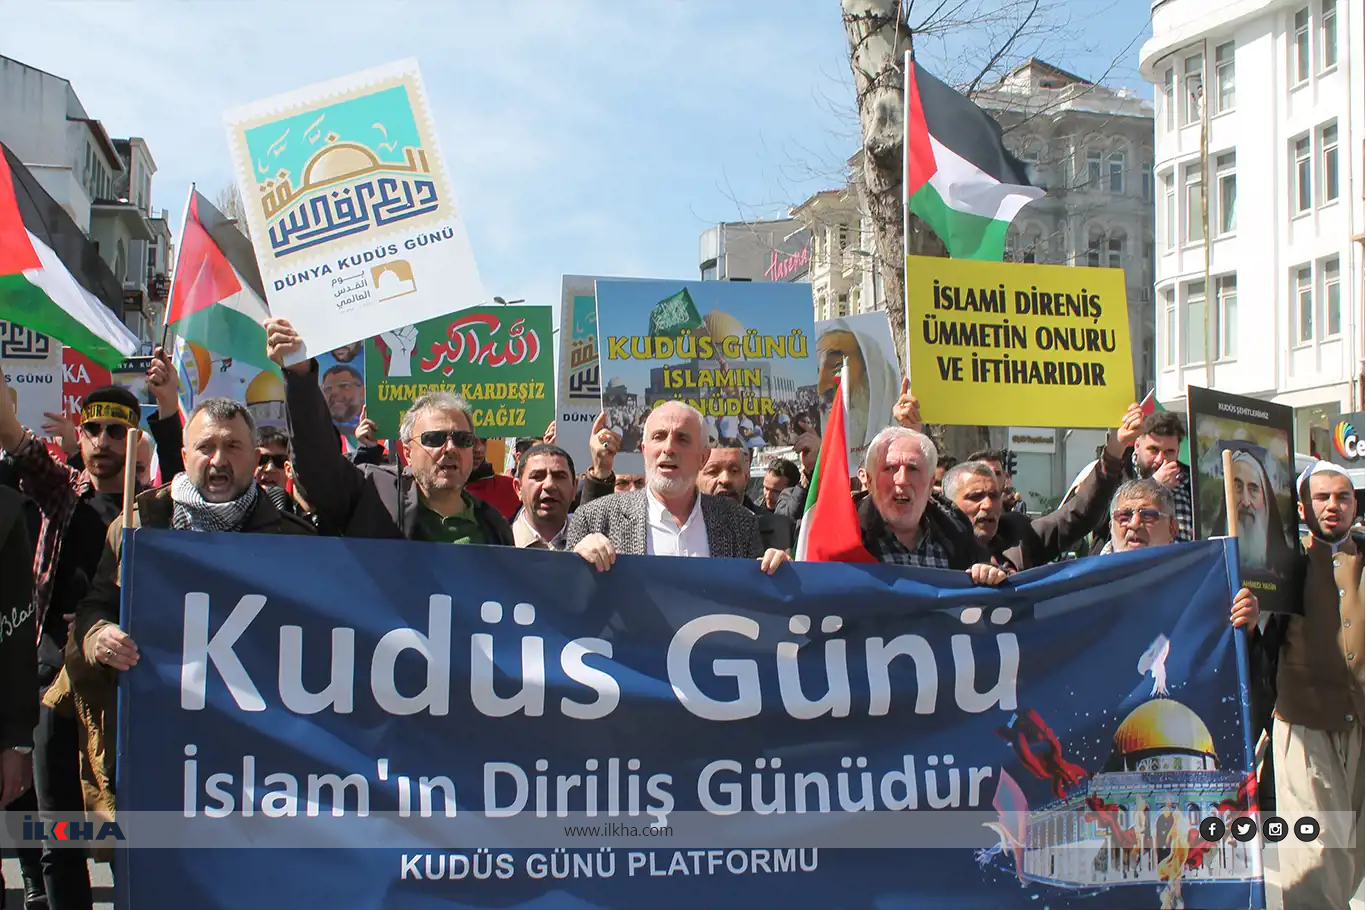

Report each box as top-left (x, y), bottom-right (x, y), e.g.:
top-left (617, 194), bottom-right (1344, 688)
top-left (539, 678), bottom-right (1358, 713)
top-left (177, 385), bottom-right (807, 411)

top-left (146, 346), bottom-right (180, 416)
top-left (355, 406), bottom-right (378, 447)
top-left (265, 318), bottom-right (309, 374)
top-left (891, 377), bottom-right (921, 431)
top-left (588, 412), bottom-right (620, 480)
top-left (41, 410), bottom-right (78, 455)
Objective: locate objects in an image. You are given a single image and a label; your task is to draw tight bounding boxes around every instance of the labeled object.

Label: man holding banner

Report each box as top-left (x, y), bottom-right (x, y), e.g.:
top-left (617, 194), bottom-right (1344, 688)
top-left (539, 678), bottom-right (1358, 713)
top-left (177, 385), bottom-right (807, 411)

top-left (568, 401), bottom-right (788, 573)
top-left (269, 318), bottom-right (514, 546)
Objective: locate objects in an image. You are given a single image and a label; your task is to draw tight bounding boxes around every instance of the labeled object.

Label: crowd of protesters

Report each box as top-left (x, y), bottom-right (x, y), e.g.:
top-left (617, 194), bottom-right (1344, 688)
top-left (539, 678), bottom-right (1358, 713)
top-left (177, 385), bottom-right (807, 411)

top-left (0, 316), bottom-right (1356, 909)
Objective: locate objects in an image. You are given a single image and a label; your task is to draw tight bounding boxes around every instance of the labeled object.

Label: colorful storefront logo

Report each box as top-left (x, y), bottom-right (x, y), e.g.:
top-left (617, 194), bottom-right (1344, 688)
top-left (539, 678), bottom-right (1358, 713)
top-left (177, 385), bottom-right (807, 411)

top-left (1333, 420), bottom-right (1360, 460)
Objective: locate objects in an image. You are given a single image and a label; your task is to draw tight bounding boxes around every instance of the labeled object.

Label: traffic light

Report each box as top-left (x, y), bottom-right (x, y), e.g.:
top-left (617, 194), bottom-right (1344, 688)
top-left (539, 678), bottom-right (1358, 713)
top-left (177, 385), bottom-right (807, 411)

top-left (1004, 450), bottom-right (1019, 477)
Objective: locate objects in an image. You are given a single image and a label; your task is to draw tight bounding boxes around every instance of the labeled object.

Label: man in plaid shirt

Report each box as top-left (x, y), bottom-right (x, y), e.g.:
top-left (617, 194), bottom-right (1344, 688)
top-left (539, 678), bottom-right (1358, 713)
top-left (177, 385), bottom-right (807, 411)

top-left (855, 426), bottom-right (1006, 585)
top-left (0, 358), bottom-right (182, 909)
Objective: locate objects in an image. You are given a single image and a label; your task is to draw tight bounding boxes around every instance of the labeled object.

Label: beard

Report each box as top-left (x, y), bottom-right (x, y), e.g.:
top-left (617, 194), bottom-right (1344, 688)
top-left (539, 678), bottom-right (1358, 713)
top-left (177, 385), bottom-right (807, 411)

top-left (416, 461), bottom-right (466, 492)
top-left (1236, 505), bottom-right (1270, 566)
top-left (649, 472), bottom-right (693, 499)
top-left (197, 465), bottom-right (252, 504)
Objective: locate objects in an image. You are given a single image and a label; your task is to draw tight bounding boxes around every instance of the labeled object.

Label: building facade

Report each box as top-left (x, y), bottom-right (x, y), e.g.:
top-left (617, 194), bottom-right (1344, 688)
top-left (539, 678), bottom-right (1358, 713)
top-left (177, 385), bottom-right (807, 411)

top-left (979, 59), bottom-right (1158, 401)
top-left (0, 54), bottom-right (162, 348)
top-left (698, 218), bottom-right (811, 283)
top-left (1141, 0), bottom-right (1363, 479)
top-left (790, 168), bottom-right (887, 323)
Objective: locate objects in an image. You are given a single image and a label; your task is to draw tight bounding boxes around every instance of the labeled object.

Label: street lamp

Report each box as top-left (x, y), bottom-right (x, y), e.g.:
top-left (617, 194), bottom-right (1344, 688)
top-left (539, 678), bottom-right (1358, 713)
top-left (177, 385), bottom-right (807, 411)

top-left (492, 296), bottom-right (525, 306)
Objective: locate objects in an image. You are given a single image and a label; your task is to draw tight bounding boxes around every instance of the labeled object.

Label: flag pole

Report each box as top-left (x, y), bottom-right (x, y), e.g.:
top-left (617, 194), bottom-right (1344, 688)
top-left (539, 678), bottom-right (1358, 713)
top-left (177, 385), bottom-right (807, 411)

top-left (160, 182), bottom-right (196, 351)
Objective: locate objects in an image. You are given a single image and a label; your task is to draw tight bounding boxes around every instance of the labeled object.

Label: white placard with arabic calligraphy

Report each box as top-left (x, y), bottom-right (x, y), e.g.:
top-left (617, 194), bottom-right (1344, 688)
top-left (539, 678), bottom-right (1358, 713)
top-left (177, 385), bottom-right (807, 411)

top-left (0, 321), bottom-right (62, 442)
top-left (224, 59), bottom-right (485, 361)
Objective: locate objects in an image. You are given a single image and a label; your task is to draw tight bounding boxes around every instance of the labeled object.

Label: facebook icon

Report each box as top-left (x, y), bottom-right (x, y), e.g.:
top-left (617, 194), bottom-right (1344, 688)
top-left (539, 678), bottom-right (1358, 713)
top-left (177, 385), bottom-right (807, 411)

top-left (1199, 816), bottom-right (1227, 842)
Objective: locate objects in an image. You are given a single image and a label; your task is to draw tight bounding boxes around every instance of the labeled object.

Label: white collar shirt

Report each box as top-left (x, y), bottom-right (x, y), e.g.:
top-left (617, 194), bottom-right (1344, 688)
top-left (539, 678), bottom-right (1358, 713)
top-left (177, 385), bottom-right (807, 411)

top-left (646, 490), bottom-right (710, 557)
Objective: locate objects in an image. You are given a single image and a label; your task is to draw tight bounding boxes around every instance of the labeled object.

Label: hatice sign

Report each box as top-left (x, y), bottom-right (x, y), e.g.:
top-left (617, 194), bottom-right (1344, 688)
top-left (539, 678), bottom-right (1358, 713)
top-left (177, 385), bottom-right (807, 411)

top-left (224, 59), bottom-right (485, 361)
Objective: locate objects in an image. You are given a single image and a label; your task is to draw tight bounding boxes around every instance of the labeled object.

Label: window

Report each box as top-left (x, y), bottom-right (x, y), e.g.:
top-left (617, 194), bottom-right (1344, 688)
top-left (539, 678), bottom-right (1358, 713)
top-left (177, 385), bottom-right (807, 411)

top-left (1294, 135), bottom-right (1312, 213)
top-left (1184, 166), bottom-right (1204, 244)
top-left (1144, 240), bottom-right (1155, 263)
top-left (1141, 162), bottom-right (1153, 201)
top-left (1108, 153), bottom-right (1125, 193)
top-left (1185, 281), bottom-right (1207, 365)
top-left (1215, 275), bottom-right (1237, 359)
top-left (1215, 42), bottom-right (1235, 112)
top-left (1183, 54), bottom-right (1203, 125)
top-left (1163, 175), bottom-right (1176, 249)
top-left (836, 293), bottom-right (848, 318)
top-left (1294, 8), bottom-right (1310, 83)
top-left (1086, 232), bottom-right (1101, 268)
top-left (1161, 68), bottom-right (1175, 130)
top-left (1322, 0), bottom-right (1337, 69)
top-left (1216, 153), bottom-right (1236, 235)
top-left (1087, 151), bottom-right (1103, 188)
top-left (1321, 122), bottom-right (1339, 203)
top-left (1324, 258), bottom-right (1341, 335)
top-left (1295, 266), bottom-right (1313, 343)
top-left (1107, 235), bottom-right (1124, 269)
top-left (1163, 289), bottom-right (1176, 367)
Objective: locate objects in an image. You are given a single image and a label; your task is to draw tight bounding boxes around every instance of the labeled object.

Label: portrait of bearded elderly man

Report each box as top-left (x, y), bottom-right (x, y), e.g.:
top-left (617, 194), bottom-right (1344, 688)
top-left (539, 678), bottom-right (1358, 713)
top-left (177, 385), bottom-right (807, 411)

top-left (1203, 442), bottom-right (1295, 572)
top-left (815, 316), bottom-right (901, 455)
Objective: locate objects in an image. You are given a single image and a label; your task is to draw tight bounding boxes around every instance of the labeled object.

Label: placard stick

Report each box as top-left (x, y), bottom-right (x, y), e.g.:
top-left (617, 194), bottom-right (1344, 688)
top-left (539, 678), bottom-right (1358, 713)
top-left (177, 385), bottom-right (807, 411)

top-left (122, 427), bottom-right (142, 529)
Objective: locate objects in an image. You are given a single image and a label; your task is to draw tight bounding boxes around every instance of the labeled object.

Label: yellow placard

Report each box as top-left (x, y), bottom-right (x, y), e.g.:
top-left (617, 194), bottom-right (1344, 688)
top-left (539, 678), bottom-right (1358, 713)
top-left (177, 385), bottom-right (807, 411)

top-left (905, 255), bottom-right (1135, 428)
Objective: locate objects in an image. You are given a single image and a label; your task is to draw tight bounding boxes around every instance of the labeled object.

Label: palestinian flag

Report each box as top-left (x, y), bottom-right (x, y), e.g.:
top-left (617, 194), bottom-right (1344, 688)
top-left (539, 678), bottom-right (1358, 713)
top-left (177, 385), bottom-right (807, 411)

top-left (795, 375), bottom-right (877, 563)
top-left (0, 143), bottom-right (139, 369)
top-left (903, 51), bottom-right (1044, 261)
top-left (165, 190), bottom-right (277, 374)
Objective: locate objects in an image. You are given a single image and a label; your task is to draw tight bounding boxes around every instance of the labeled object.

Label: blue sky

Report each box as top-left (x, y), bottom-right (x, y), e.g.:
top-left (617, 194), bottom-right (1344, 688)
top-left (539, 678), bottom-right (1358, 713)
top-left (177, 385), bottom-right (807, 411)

top-left (1, 1), bottom-right (1154, 321)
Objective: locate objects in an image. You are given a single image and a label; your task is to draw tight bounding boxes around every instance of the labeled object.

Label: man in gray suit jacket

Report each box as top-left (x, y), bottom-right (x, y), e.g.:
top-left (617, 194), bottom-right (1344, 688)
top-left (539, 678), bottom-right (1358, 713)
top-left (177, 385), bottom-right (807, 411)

top-left (568, 401), bottom-right (789, 574)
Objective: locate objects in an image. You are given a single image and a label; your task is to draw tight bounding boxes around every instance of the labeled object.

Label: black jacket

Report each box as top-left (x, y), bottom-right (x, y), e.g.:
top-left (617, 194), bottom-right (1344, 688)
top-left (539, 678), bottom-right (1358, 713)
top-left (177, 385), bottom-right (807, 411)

top-left (285, 364), bottom-right (514, 545)
top-left (0, 486), bottom-right (36, 749)
top-left (992, 449), bottom-right (1125, 571)
top-left (746, 496), bottom-right (795, 552)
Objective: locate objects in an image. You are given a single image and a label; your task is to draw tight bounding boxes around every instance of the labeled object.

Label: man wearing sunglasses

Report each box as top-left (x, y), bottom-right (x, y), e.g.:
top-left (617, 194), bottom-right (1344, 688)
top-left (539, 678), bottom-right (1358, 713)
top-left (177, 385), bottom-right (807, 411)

top-left (1103, 476), bottom-right (1260, 626)
top-left (268, 318), bottom-right (514, 545)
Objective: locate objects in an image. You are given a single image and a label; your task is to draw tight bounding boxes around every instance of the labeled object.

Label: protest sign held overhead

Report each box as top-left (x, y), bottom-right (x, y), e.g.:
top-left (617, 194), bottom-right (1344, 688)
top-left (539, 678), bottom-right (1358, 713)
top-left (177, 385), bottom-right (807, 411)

top-left (172, 338), bottom-right (288, 431)
top-left (1187, 386), bottom-right (1299, 614)
top-left (905, 255), bottom-right (1134, 427)
top-left (815, 311), bottom-right (901, 475)
top-left (120, 532), bottom-right (1260, 910)
top-left (223, 59), bottom-right (484, 360)
top-left (364, 305), bottom-right (555, 439)
top-left (595, 279), bottom-right (819, 473)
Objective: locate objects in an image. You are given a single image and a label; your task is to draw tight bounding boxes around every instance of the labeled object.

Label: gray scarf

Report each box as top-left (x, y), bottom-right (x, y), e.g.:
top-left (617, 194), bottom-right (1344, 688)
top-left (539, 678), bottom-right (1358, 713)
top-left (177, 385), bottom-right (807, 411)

top-left (170, 472), bottom-right (259, 532)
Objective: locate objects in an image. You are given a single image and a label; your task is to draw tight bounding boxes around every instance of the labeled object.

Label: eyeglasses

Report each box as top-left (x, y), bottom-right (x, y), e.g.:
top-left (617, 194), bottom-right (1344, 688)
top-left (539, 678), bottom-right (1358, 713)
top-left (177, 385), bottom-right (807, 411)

top-left (81, 421), bottom-right (128, 441)
top-left (1113, 507), bottom-right (1166, 527)
top-left (258, 453), bottom-right (287, 469)
top-left (418, 430), bottom-right (477, 450)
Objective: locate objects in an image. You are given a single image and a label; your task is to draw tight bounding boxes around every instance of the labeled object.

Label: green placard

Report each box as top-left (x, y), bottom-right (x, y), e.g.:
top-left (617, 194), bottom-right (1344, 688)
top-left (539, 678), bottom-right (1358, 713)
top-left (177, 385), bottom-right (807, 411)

top-left (364, 306), bottom-right (555, 439)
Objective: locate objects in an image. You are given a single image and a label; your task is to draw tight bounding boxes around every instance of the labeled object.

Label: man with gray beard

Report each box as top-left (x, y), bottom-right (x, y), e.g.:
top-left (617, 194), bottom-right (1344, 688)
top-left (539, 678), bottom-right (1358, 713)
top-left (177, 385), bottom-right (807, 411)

top-left (568, 401), bottom-right (789, 574)
top-left (1211, 448), bottom-right (1293, 570)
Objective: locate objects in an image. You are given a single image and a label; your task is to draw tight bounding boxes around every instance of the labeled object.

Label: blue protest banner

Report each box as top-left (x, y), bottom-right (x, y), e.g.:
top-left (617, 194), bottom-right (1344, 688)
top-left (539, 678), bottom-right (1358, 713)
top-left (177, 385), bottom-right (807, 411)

top-left (116, 533), bottom-right (1260, 909)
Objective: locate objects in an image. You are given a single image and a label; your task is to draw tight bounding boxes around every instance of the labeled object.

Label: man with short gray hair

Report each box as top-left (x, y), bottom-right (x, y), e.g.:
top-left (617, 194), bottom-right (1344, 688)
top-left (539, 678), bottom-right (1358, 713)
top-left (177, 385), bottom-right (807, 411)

top-left (856, 427), bottom-right (998, 580)
top-left (268, 318), bottom-right (514, 544)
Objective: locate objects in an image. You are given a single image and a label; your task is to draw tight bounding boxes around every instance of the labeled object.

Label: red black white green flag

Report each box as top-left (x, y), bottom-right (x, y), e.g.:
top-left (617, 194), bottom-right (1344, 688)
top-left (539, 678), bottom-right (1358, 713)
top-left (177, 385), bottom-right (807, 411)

top-left (903, 51), bottom-right (1044, 261)
top-left (0, 142), bottom-right (139, 369)
top-left (164, 190), bottom-right (277, 375)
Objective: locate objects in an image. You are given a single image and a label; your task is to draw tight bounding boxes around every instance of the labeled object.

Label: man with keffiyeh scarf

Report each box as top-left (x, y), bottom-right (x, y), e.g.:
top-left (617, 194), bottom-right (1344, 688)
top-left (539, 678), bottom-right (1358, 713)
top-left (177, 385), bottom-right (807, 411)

top-left (41, 397), bottom-right (313, 849)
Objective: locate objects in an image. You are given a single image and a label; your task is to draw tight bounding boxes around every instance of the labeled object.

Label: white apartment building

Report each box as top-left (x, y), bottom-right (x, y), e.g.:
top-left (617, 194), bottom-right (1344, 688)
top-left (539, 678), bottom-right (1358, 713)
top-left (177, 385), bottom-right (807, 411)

top-left (1141, 0), bottom-right (1363, 467)
top-left (979, 59), bottom-right (1158, 400)
top-left (790, 175), bottom-right (887, 323)
top-left (0, 55), bottom-right (163, 347)
top-left (698, 218), bottom-right (811, 283)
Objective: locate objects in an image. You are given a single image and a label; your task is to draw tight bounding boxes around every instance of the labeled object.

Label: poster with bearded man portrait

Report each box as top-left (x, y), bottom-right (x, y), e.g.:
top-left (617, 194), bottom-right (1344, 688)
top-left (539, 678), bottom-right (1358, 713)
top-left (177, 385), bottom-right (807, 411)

top-left (1187, 386), bottom-right (1299, 613)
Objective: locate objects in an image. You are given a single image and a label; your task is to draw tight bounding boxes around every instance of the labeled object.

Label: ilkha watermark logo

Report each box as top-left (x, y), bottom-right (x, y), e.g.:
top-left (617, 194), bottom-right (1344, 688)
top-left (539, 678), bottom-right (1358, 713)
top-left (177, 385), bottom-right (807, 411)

top-left (23, 817), bottom-right (125, 844)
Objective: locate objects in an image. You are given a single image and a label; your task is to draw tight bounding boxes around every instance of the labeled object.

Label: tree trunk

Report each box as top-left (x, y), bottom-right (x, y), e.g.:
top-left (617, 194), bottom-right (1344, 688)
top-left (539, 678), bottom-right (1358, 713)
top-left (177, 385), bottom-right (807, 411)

top-left (843, 0), bottom-right (951, 446)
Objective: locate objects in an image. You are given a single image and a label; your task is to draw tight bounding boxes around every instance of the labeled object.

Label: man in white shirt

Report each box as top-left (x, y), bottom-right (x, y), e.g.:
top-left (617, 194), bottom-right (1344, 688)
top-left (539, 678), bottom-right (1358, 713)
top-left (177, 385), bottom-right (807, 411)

top-left (511, 443), bottom-right (577, 550)
top-left (567, 401), bottom-right (788, 573)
